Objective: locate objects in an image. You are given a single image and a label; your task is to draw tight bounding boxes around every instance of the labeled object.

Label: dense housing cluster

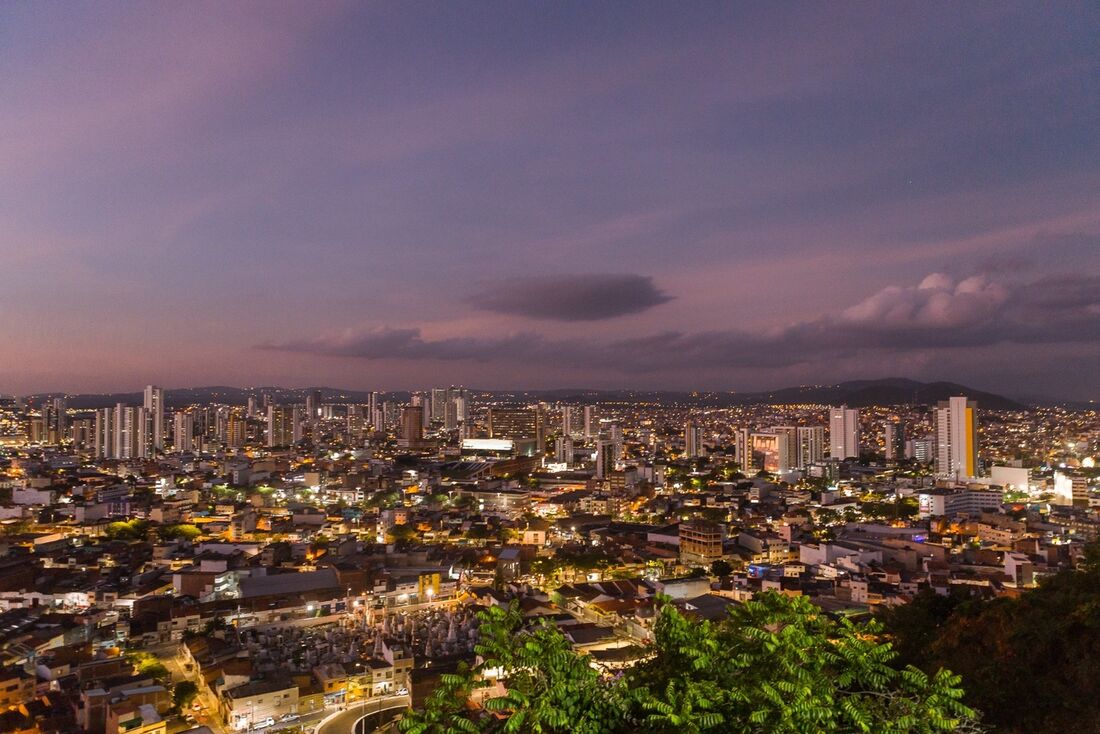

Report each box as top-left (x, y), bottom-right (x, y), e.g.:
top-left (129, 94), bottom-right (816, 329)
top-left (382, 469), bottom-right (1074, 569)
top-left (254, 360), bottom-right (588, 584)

top-left (0, 386), bottom-right (1096, 733)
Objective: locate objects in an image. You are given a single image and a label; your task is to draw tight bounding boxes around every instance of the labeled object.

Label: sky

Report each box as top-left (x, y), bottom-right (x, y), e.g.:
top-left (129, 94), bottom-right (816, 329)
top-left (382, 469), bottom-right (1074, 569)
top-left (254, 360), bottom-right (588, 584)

top-left (2, 2), bottom-right (1099, 399)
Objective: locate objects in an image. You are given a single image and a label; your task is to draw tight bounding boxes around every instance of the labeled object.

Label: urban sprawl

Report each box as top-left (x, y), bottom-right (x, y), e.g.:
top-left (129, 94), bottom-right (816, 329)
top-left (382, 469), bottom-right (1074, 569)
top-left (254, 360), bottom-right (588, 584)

top-left (0, 385), bottom-right (1096, 734)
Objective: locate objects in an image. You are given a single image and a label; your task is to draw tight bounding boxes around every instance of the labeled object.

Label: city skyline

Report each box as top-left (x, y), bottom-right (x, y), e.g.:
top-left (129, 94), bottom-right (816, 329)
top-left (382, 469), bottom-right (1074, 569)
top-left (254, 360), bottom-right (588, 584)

top-left (3, 3), bottom-right (1099, 398)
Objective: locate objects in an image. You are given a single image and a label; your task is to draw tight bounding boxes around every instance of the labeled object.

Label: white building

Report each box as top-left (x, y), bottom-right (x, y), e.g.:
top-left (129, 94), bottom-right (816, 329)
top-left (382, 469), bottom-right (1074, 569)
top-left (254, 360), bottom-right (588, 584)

top-left (934, 397), bottom-right (978, 479)
top-left (829, 406), bottom-right (860, 459)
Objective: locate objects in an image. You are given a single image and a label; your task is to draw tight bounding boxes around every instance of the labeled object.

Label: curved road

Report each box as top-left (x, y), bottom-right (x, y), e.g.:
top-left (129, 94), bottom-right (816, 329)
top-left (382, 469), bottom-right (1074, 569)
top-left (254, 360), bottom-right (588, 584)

top-left (315, 695), bottom-right (409, 734)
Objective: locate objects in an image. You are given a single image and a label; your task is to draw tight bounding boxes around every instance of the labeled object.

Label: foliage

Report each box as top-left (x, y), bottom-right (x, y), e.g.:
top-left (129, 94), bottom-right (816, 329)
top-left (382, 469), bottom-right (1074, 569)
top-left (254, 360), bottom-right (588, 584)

top-left (105, 519), bottom-right (150, 541)
top-left (709, 559), bottom-right (732, 577)
top-left (881, 546), bottom-right (1100, 733)
top-left (128, 651), bottom-right (169, 680)
top-left (156, 523), bottom-right (202, 541)
top-left (400, 593), bottom-right (981, 734)
top-left (388, 523), bottom-right (420, 547)
top-left (173, 680), bottom-right (199, 708)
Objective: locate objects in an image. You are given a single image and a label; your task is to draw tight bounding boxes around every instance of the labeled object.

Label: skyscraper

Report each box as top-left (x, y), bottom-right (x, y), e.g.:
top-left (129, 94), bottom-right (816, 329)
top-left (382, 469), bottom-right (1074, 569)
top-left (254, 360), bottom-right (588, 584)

top-left (797, 426), bottom-right (825, 469)
top-left (173, 411), bottom-right (195, 452)
top-left (829, 406), bottom-right (860, 459)
top-left (595, 439), bottom-right (616, 480)
top-left (561, 406), bottom-right (575, 438)
top-left (400, 406), bottom-right (424, 443)
top-left (884, 420), bottom-right (906, 461)
top-left (770, 426), bottom-right (800, 469)
top-left (94, 407), bottom-right (114, 458)
top-left (750, 431), bottom-right (791, 473)
top-left (144, 385), bottom-right (165, 453)
top-left (267, 405), bottom-right (295, 447)
top-left (488, 407), bottom-right (544, 446)
top-left (226, 413), bottom-right (248, 449)
top-left (306, 390), bottom-right (322, 419)
top-left (583, 406), bottom-right (596, 440)
top-left (734, 428), bottom-right (751, 473)
top-left (114, 404), bottom-right (148, 459)
top-left (431, 388), bottom-right (449, 422)
top-left (684, 419), bottom-right (704, 458)
top-left (934, 397), bottom-right (978, 479)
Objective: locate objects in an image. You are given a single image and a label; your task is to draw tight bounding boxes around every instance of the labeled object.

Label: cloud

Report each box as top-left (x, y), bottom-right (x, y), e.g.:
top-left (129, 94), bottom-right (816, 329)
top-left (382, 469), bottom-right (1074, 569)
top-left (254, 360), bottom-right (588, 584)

top-left (465, 273), bottom-right (673, 321)
top-left (262, 271), bottom-right (1100, 374)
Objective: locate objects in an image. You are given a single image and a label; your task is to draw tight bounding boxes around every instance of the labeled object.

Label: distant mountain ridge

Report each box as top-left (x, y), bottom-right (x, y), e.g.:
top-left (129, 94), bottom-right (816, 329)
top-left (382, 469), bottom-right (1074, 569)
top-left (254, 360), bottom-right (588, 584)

top-left (10, 378), bottom-right (1026, 410)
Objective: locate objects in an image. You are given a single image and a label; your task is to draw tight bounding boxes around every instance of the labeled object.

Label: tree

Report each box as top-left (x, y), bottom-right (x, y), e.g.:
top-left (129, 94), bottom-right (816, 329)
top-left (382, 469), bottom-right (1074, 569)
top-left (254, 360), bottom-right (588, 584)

top-left (128, 652), bottom-right (169, 681)
top-left (156, 524), bottom-right (202, 542)
top-left (400, 593), bottom-right (982, 734)
top-left (173, 681), bottom-right (199, 709)
top-left (388, 524), bottom-right (420, 548)
top-left (881, 545), bottom-right (1100, 733)
top-left (709, 560), bottom-right (732, 578)
top-left (105, 519), bottom-right (150, 541)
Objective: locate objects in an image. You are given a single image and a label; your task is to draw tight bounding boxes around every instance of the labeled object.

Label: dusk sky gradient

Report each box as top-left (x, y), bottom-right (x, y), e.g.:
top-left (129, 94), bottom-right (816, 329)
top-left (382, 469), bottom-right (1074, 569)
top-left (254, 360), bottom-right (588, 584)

top-left (2, 2), bottom-right (1099, 398)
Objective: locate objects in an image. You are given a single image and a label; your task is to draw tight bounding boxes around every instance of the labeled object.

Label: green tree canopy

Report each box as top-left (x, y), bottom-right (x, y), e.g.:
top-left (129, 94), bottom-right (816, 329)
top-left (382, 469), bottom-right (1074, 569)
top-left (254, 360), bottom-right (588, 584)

top-left (173, 680), bottom-right (199, 708)
top-left (400, 593), bottom-right (981, 734)
top-left (881, 544), bottom-right (1100, 733)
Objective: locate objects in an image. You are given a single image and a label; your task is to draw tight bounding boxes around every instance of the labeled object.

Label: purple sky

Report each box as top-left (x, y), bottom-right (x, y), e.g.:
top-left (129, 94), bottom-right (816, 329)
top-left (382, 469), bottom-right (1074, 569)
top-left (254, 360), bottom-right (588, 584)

top-left (2, 2), bottom-right (1099, 399)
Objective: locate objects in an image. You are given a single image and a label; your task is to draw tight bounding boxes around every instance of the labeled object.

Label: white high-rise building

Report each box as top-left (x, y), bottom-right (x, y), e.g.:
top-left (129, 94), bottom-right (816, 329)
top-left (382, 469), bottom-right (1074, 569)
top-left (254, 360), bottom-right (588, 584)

top-left (684, 419), bottom-right (704, 458)
top-left (829, 406), bottom-right (861, 459)
top-left (561, 406), bottom-right (575, 438)
top-left (113, 404), bottom-right (148, 459)
top-left (583, 406), bottom-right (596, 440)
top-left (173, 411), bottom-right (195, 453)
top-left (94, 407), bottom-right (114, 458)
top-left (934, 396), bottom-right (978, 479)
top-left (144, 385), bottom-right (165, 453)
top-left (771, 426), bottom-right (799, 469)
top-left (797, 426), bottom-right (825, 469)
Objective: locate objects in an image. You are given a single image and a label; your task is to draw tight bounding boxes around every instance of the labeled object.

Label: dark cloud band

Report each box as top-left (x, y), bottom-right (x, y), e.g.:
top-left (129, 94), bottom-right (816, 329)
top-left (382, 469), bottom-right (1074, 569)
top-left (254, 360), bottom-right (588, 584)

top-left (464, 273), bottom-right (672, 321)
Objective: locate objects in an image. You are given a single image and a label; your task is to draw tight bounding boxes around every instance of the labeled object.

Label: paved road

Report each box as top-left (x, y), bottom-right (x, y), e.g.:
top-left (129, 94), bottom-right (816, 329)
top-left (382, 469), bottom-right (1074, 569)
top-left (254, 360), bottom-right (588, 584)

top-left (315, 696), bottom-right (409, 734)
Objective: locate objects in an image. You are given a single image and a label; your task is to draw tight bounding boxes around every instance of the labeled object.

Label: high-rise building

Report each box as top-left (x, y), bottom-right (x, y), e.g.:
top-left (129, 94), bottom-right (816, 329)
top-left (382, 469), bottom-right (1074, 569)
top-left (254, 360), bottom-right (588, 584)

top-left (226, 413), bottom-right (248, 449)
top-left (554, 435), bottom-right (574, 465)
top-left (444, 400), bottom-right (459, 431)
top-left (595, 439), bottom-right (616, 480)
top-left (797, 426), bottom-right (825, 469)
top-left (684, 419), bottom-right (704, 458)
top-left (113, 404), bottom-right (148, 459)
top-left (50, 396), bottom-right (67, 440)
top-left (292, 405), bottom-right (304, 443)
top-left (400, 406), bottom-right (424, 443)
top-left (583, 406), bottom-right (596, 440)
top-left (608, 423), bottom-right (623, 463)
top-left (70, 417), bottom-right (94, 451)
top-left (94, 407), bottom-right (114, 458)
top-left (934, 397), bottom-right (978, 478)
top-left (306, 390), bottom-right (322, 419)
top-left (829, 406), bottom-right (861, 459)
top-left (431, 388), bottom-right (449, 422)
top-left (734, 428), bottom-right (752, 473)
top-left (561, 406), bottom-right (575, 438)
top-left (267, 405), bottom-right (295, 447)
top-left (770, 426), bottom-right (800, 469)
top-left (751, 431), bottom-right (792, 474)
top-left (144, 385), bottom-right (165, 453)
top-left (173, 411), bottom-right (195, 453)
top-left (488, 407), bottom-right (544, 446)
top-left (884, 420), bottom-right (906, 461)
top-left (912, 437), bottom-right (934, 463)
